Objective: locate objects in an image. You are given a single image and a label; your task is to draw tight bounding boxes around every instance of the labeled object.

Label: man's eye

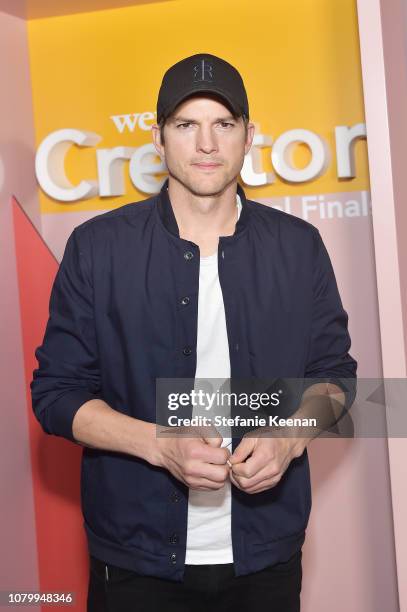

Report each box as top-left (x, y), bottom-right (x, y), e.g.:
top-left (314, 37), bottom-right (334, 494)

top-left (176, 121), bottom-right (234, 129)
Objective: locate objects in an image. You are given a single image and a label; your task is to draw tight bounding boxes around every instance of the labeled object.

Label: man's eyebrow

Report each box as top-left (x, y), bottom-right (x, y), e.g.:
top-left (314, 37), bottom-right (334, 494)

top-left (214, 115), bottom-right (236, 122)
top-left (171, 115), bottom-right (237, 123)
top-left (171, 116), bottom-right (198, 123)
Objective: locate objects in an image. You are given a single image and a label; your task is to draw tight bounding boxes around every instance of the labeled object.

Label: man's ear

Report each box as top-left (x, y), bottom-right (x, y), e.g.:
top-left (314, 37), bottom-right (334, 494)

top-left (244, 122), bottom-right (256, 155)
top-left (152, 124), bottom-right (164, 158)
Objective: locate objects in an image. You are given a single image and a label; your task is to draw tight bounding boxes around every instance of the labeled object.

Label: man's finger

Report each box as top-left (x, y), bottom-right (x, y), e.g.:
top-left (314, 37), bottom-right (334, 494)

top-left (229, 435), bottom-right (256, 465)
top-left (192, 439), bottom-right (231, 465)
top-left (194, 461), bottom-right (230, 483)
top-left (200, 424), bottom-right (223, 447)
top-left (243, 474), bottom-right (282, 494)
top-left (231, 450), bottom-right (267, 478)
top-left (187, 474), bottom-right (229, 490)
top-left (229, 470), bottom-right (242, 490)
top-left (232, 459), bottom-right (274, 486)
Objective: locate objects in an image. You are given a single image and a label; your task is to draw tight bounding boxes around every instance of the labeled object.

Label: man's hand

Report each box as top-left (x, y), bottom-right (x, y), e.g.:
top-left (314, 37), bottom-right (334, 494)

top-left (228, 429), bottom-right (308, 494)
top-left (153, 424), bottom-right (231, 491)
top-left (228, 382), bottom-right (346, 494)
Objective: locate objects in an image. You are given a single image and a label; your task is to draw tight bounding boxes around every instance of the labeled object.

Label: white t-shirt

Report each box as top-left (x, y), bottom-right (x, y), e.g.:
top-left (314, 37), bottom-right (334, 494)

top-left (185, 195), bottom-right (242, 564)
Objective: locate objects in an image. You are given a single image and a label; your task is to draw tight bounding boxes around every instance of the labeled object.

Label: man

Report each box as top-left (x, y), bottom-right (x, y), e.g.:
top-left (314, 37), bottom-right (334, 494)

top-left (31, 53), bottom-right (357, 611)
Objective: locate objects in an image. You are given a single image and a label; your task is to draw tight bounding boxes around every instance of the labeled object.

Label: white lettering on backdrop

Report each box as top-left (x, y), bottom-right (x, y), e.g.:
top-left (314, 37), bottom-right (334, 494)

top-left (34, 122), bottom-right (367, 202)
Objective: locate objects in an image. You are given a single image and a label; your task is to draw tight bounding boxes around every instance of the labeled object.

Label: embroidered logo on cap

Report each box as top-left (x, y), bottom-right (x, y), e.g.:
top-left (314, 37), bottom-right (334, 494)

top-left (193, 59), bottom-right (213, 82)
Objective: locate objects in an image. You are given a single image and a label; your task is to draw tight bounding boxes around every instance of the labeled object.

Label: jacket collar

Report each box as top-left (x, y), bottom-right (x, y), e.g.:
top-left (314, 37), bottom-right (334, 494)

top-left (157, 177), bottom-right (250, 240)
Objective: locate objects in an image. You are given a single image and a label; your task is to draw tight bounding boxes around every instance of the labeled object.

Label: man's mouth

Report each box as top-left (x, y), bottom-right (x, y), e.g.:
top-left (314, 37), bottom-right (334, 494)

top-left (192, 162), bottom-right (222, 169)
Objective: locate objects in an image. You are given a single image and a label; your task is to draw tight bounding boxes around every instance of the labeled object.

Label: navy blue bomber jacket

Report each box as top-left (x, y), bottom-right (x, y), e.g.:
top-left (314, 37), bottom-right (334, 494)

top-left (30, 178), bottom-right (357, 582)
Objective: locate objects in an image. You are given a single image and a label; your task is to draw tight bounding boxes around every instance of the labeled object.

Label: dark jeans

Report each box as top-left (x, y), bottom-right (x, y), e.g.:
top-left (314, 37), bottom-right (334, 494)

top-left (87, 550), bottom-right (302, 612)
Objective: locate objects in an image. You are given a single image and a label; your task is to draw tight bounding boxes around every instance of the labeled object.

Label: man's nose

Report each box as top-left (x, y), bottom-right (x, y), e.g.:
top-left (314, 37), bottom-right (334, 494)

top-left (196, 126), bottom-right (218, 154)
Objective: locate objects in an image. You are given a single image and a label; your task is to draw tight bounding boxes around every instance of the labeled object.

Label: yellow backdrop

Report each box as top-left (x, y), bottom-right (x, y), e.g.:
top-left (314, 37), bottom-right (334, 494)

top-left (28, 0), bottom-right (368, 214)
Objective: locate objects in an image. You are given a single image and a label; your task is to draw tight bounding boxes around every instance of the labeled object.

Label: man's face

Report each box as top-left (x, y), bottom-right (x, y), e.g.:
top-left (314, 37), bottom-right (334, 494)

top-left (152, 95), bottom-right (254, 197)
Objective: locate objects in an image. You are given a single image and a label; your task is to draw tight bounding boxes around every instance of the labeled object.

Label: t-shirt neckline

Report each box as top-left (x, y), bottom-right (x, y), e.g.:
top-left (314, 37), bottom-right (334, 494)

top-left (200, 194), bottom-right (242, 264)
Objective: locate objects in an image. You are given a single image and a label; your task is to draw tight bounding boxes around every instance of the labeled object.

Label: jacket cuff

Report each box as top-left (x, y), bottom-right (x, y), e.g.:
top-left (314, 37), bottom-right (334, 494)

top-left (46, 389), bottom-right (103, 444)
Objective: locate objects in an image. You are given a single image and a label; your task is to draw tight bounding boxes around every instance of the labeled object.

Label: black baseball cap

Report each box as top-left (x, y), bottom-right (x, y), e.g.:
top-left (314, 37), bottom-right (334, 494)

top-left (156, 53), bottom-right (249, 123)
